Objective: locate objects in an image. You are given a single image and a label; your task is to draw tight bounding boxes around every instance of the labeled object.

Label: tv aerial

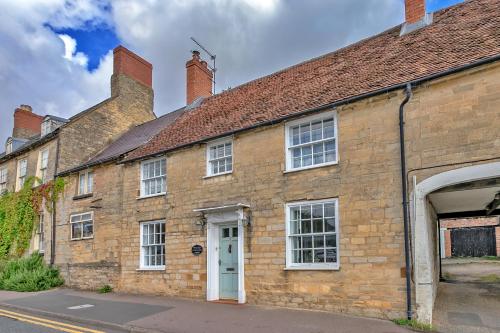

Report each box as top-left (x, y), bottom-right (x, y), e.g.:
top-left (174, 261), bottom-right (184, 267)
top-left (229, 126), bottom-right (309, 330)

top-left (190, 37), bottom-right (217, 94)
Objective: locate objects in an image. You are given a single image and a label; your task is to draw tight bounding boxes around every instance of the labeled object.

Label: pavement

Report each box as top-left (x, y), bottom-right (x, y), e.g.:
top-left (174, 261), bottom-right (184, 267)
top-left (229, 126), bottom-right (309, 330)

top-left (433, 258), bottom-right (500, 333)
top-left (0, 288), bottom-right (411, 333)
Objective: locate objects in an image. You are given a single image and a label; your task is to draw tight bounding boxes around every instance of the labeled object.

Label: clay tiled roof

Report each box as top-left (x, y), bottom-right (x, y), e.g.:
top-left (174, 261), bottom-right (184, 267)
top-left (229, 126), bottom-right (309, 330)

top-left (126, 0), bottom-right (500, 161)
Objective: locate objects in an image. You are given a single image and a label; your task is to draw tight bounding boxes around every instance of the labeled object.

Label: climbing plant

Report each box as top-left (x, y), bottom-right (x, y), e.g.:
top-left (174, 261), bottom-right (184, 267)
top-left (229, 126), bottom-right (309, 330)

top-left (0, 176), bottom-right (65, 259)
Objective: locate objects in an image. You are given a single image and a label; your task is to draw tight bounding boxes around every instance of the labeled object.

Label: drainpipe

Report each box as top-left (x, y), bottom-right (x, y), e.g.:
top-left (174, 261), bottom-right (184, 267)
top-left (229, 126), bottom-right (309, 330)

top-left (50, 136), bottom-right (61, 266)
top-left (399, 83), bottom-right (413, 320)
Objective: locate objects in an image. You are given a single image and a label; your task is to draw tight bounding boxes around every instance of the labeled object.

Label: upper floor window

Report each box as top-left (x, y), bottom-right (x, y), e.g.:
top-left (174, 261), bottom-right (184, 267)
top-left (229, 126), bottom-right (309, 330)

top-left (38, 149), bottom-right (49, 184)
top-left (285, 199), bottom-right (339, 270)
top-left (206, 138), bottom-right (233, 177)
top-left (285, 111), bottom-right (338, 171)
top-left (70, 212), bottom-right (93, 240)
top-left (41, 120), bottom-right (51, 136)
top-left (78, 170), bottom-right (93, 195)
top-left (140, 220), bottom-right (166, 269)
top-left (0, 168), bottom-right (7, 194)
top-left (140, 158), bottom-right (166, 197)
top-left (17, 159), bottom-right (27, 190)
top-left (5, 139), bottom-right (13, 154)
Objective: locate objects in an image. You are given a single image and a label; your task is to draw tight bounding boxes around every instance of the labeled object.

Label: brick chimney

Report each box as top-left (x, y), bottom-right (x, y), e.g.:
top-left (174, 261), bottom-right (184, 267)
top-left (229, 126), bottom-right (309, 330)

top-left (186, 50), bottom-right (213, 105)
top-left (12, 105), bottom-right (44, 139)
top-left (405, 0), bottom-right (425, 24)
top-left (111, 46), bottom-right (153, 97)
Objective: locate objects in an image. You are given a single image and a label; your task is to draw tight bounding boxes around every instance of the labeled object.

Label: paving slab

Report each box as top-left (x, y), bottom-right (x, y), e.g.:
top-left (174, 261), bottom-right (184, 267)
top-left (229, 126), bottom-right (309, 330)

top-left (0, 288), bottom-right (411, 333)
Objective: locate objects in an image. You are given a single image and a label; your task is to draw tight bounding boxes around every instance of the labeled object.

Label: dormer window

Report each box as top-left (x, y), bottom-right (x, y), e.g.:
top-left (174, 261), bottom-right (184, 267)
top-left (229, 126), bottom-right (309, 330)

top-left (41, 120), bottom-right (51, 136)
top-left (6, 139), bottom-right (13, 154)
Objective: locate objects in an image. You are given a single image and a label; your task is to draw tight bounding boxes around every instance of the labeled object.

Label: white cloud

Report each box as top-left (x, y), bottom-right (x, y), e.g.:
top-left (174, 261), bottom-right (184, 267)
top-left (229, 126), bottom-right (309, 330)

top-left (0, 0), bottom-right (404, 147)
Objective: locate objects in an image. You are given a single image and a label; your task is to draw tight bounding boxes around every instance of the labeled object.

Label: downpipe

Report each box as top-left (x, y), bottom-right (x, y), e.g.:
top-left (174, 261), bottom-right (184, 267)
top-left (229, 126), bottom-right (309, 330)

top-left (399, 83), bottom-right (413, 320)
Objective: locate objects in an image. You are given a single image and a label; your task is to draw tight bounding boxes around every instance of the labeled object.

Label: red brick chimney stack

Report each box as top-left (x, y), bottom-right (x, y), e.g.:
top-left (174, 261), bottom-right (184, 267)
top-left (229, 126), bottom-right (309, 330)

top-left (12, 105), bottom-right (44, 139)
top-left (186, 50), bottom-right (213, 105)
top-left (113, 46), bottom-right (153, 89)
top-left (405, 0), bottom-right (426, 24)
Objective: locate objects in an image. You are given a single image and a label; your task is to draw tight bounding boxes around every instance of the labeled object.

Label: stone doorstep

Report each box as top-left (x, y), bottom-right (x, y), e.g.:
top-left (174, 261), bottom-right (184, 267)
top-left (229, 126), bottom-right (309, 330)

top-left (0, 301), bottom-right (156, 333)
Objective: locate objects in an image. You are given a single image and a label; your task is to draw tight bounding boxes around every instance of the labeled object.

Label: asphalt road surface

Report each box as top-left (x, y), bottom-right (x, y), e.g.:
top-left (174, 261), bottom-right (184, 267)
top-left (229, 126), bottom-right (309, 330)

top-left (0, 316), bottom-right (65, 333)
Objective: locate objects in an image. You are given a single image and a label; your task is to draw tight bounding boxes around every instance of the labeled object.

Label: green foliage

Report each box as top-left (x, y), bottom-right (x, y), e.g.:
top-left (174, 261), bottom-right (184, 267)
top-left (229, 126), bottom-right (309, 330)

top-left (392, 319), bottom-right (434, 332)
top-left (98, 284), bottom-right (113, 293)
top-left (0, 177), bottom-right (65, 259)
top-left (0, 253), bottom-right (64, 292)
top-left (480, 274), bottom-right (500, 283)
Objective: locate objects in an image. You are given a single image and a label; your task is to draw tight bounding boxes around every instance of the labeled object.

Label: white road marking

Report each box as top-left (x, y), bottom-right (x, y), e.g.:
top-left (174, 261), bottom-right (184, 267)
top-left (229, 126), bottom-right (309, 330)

top-left (67, 304), bottom-right (94, 310)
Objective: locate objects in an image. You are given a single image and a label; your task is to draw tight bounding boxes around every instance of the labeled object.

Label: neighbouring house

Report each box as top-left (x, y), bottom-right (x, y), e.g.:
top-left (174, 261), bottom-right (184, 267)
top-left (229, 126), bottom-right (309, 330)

top-left (5, 0), bottom-right (500, 325)
top-left (0, 46), bottom-right (156, 263)
top-left (440, 217), bottom-right (500, 258)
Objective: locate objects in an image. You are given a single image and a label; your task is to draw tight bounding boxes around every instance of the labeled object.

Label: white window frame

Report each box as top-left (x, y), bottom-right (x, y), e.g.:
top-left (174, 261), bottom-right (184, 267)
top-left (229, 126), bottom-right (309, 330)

top-left (139, 220), bottom-right (166, 270)
top-left (78, 170), bottom-right (93, 195)
top-left (37, 149), bottom-right (49, 184)
top-left (285, 198), bottom-right (340, 270)
top-left (140, 157), bottom-right (166, 198)
top-left (0, 167), bottom-right (7, 194)
top-left (205, 137), bottom-right (233, 177)
top-left (17, 159), bottom-right (28, 190)
top-left (6, 139), bottom-right (13, 154)
top-left (70, 211), bottom-right (94, 240)
top-left (38, 213), bottom-right (45, 253)
top-left (285, 111), bottom-right (338, 172)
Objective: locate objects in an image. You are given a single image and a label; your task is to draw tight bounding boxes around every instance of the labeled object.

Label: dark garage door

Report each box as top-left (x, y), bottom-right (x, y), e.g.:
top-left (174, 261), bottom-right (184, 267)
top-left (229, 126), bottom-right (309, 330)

top-left (451, 226), bottom-right (496, 257)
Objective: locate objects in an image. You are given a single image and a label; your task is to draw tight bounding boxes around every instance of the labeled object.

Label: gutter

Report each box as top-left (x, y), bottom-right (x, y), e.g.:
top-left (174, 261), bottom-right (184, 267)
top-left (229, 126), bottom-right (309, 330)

top-left (398, 84), bottom-right (413, 320)
top-left (121, 54), bottom-right (500, 164)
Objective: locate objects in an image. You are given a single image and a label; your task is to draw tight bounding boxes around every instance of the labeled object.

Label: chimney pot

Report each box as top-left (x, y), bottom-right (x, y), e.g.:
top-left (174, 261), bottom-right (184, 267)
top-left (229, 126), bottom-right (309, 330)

top-left (405, 0), bottom-right (426, 24)
top-left (19, 104), bottom-right (32, 112)
top-left (186, 51), bottom-right (213, 105)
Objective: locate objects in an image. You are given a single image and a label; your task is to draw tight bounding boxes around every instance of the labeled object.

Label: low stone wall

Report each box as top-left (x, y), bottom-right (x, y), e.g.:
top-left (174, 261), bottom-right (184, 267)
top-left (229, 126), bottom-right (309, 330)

top-left (59, 261), bottom-right (120, 290)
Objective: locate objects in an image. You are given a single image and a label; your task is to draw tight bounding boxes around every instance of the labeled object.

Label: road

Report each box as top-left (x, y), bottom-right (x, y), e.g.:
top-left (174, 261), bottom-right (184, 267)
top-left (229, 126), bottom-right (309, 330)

top-left (0, 308), bottom-right (123, 333)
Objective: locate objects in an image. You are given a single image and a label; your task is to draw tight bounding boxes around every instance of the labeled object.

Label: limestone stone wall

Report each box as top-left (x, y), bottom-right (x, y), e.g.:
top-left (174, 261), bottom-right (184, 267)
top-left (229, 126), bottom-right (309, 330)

top-left (58, 73), bottom-right (154, 173)
top-left (55, 163), bottom-right (124, 290)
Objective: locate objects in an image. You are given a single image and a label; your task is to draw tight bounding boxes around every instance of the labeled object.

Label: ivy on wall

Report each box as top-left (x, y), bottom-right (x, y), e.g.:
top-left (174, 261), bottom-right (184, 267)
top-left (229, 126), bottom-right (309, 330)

top-left (0, 177), bottom-right (65, 259)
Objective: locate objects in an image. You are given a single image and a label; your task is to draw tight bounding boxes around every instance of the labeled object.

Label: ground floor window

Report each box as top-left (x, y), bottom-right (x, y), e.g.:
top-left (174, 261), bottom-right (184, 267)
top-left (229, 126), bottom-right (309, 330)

top-left (38, 213), bottom-right (45, 253)
top-left (286, 199), bottom-right (339, 269)
top-left (140, 220), bottom-right (166, 269)
top-left (70, 212), bottom-right (94, 240)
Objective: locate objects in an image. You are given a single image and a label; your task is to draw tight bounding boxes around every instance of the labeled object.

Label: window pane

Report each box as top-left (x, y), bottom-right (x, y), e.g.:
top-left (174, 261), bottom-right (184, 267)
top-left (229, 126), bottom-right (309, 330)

top-left (326, 249), bottom-right (337, 263)
top-left (313, 219), bottom-right (323, 233)
top-left (323, 119), bottom-right (335, 138)
top-left (209, 147), bottom-right (216, 160)
top-left (292, 250), bottom-right (301, 263)
top-left (314, 235), bottom-right (324, 248)
top-left (83, 221), bottom-right (93, 238)
top-left (325, 234), bottom-right (336, 247)
top-left (71, 215), bottom-right (81, 223)
top-left (311, 121), bottom-right (322, 141)
top-left (325, 218), bottom-right (336, 232)
top-left (217, 145), bottom-right (224, 158)
top-left (290, 236), bottom-right (301, 250)
top-left (72, 223), bottom-right (82, 239)
top-left (314, 249), bottom-right (325, 263)
top-left (223, 228), bottom-right (230, 238)
top-left (324, 203), bottom-right (335, 217)
top-left (303, 249), bottom-right (313, 263)
top-left (290, 219), bottom-right (300, 234)
top-left (81, 213), bottom-right (92, 221)
top-left (302, 236), bottom-right (313, 249)
top-left (87, 172), bottom-right (93, 193)
top-left (79, 174), bottom-right (85, 194)
top-left (232, 227), bottom-right (238, 237)
top-left (291, 126), bottom-right (300, 146)
top-left (225, 143), bottom-right (232, 156)
top-left (301, 206), bottom-right (311, 220)
top-left (300, 124), bottom-right (311, 144)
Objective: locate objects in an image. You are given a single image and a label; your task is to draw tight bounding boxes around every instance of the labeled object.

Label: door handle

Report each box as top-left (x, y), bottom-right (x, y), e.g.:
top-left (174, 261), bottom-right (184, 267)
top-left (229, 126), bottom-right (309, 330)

top-left (228, 244), bottom-right (232, 254)
top-left (218, 259), bottom-right (221, 266)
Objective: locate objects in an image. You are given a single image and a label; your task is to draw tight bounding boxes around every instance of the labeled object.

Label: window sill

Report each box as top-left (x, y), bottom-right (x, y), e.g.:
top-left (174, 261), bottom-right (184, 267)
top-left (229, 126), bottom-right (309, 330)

top-left (137, 193), bottom-right (166, 200)
top-left (136, 266), bottom-right (165, 271)
top-left (73, 193), bottom-right (93, 200)
top-left (283, 161), bottom-right (339, 174)
top-left (284, 265), bottom-right (339, 271)
top-left (203, 171), bottom-right (233, 179)
top-left (70, 236), bottom-right (94, 241)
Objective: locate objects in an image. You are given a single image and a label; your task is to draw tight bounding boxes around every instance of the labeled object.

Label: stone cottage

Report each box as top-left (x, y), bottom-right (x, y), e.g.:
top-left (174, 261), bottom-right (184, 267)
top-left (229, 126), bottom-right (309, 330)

top-left (5, 0), bottom-right (500, 325)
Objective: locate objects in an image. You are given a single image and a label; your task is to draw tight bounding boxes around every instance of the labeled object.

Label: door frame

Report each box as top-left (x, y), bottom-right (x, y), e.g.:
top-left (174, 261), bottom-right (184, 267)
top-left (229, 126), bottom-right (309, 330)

top-left (198, 205), bottom-right (247, 304)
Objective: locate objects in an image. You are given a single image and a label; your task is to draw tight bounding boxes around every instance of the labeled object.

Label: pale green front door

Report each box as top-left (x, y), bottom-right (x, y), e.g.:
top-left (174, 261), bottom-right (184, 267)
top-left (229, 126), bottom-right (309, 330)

top-left (219, 224), bottom-right (238, 300)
